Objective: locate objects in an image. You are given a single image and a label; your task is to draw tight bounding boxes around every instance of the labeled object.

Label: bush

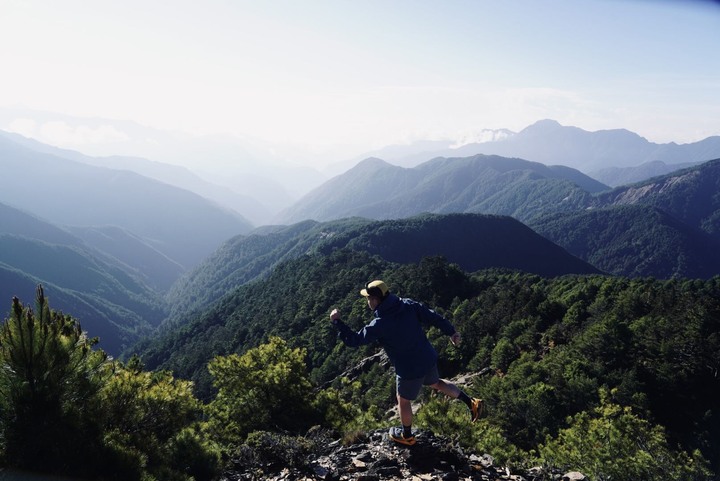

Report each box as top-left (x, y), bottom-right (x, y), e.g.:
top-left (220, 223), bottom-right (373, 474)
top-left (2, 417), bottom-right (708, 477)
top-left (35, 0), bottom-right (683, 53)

top-left (100, 362), bottom-right (212, 480)
top-left (239, 431), bottom-right (315, 471)
top-left (416, 394), bottom-right (529, 470)
top-left (205, 337), bottom-right (321, 448)
top-left (538, 388), bottom-right (712, 481)
top-left (168, 427), bottom-right (222, 481)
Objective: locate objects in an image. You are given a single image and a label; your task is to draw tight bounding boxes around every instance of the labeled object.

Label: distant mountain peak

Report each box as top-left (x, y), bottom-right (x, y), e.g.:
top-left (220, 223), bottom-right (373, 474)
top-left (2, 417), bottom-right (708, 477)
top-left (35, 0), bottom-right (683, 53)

top-left (530, 119), bottom-right (563, 128)
top-left (518, 119), bottom-right (582, 137)
top-left (348, 157), bottom-right (397, 173)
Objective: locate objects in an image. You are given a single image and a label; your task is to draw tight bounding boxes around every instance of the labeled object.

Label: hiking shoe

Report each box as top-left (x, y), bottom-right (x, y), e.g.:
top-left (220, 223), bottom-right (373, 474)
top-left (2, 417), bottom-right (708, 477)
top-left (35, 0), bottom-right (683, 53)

top-left (470, 398), bottom-right (484, 423)
top-left (388, 426), bottom-right (416, 446)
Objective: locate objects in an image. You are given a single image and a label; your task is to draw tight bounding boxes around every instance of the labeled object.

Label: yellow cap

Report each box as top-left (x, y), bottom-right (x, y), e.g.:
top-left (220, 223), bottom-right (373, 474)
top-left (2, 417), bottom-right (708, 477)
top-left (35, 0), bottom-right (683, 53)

top-left (360, 280), bottom-right (389, 298)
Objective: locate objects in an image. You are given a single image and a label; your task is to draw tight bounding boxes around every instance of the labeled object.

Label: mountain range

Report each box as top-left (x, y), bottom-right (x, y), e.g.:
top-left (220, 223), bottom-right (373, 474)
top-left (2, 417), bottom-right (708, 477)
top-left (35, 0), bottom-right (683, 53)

top-left (3, 112), bottom-right (719, 478)
top-left (350, 119), bottom-right (720, 174)
top-left (0, 202), bottom-right (167, 353)
top-left (3, 118), bottom-right (720, 356)
top-left (275, 155), bottom-right (608, 225)
top-left (163, 214), bottom-right (599, 325)
top-left (276, 155), bottom-right (720, 280)
top-left (0, 132), bottom-right (252, 272)
top-left (4, 117), bottom-right (720, 229)
top-left (0, 129), bottom-right (274, 226)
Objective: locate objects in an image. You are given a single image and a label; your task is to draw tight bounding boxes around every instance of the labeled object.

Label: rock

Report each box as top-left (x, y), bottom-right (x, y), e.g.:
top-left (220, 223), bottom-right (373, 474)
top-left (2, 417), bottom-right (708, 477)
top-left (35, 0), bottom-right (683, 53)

top-left (311, 464), bottom-right (330, 479)
top-left (469, 453), bottom-right (494, 468)
top-left (222, 427), bottom-right (568, 481)
top-left (562, 472), bottom-right (587, 481)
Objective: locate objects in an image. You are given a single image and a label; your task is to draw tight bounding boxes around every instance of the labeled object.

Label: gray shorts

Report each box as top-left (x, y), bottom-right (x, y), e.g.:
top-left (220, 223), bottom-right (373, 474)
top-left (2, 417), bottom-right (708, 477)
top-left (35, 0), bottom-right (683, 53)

top-left (396, 364), bottom-right (440, 400)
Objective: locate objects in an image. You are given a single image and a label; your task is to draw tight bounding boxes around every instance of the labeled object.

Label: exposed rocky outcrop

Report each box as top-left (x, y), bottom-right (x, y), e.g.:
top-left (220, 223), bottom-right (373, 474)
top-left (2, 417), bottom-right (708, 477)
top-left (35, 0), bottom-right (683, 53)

top-left (220, 428), bottom-right (585, 481)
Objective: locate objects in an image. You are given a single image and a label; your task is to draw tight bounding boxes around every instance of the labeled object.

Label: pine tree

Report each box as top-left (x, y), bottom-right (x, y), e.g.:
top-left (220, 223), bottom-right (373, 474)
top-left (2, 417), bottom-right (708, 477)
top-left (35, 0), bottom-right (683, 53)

top-left (0, 285), bottom-right (109, 474)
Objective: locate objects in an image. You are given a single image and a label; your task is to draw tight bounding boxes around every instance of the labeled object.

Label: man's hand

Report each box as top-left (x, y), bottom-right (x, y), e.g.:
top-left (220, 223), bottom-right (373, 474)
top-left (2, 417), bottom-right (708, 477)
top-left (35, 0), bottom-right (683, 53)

top-left (330, 308), bottom-right (341, 322)
top-left (450, 332), bottom-right (461, 346)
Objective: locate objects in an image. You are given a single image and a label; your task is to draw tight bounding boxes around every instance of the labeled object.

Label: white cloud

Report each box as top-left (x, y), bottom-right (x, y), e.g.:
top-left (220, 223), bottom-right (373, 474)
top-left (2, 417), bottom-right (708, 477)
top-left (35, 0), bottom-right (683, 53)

top-left (7, 120), bottom-right (131, 147)
top-left (7, 118), bottom-right (38, 138)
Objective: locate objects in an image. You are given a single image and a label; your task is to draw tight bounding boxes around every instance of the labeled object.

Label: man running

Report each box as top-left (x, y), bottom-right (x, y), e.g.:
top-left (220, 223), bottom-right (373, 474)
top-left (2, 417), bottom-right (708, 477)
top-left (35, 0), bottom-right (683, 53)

top-left (330, 280), bottom-right (483, 445)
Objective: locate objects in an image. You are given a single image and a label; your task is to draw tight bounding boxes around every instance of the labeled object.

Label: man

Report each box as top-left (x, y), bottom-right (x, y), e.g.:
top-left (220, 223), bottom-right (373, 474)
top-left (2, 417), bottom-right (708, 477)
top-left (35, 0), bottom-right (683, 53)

top-left (330, 280), bottom-right (483, 446)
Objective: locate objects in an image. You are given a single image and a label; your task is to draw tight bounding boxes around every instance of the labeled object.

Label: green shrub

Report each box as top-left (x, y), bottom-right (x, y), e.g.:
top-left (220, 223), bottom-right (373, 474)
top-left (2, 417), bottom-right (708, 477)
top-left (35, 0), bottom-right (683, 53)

top-left (538, 388), bottom-right (712, 481)
top-left (416, 394), bottom-right (529, 470)
top-left (99, 361), bottom-right (211, 480)
top-left (168, 427), bottom-right (222, 481)
top-left (240, 431), bottom-right (314, 471)
top-left (205, 337), bottom-right (320, 448)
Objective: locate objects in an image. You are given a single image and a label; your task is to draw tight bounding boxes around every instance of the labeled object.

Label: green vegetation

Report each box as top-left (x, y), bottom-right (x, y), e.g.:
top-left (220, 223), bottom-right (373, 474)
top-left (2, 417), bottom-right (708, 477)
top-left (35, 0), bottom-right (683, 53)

top-left (0, 234), bottom-right (168, 354)
top-left (3, 249), bottom-right (720, 479)
top-left (205, 336), bottom-right (320, 447)
top-left (531, 205), bottom-right (720, 279)
top-left (0, 287), bottom-right (221, 480)
top-left (133, 250), bottom-right (720, 478)
top-left (162, 213), bottom-right (597, 333)
top-left (276, 154), bottom-right (602, 225)
top-left (538, 388), bottom-right (711, 481)
top-left (0, 285), bottom-right (110, 474)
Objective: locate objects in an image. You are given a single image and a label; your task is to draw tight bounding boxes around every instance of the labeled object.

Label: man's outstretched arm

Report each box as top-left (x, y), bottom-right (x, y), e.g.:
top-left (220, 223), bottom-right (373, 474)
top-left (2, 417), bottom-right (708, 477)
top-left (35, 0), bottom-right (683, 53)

top-left (330, 308), bottom-right (380, 347)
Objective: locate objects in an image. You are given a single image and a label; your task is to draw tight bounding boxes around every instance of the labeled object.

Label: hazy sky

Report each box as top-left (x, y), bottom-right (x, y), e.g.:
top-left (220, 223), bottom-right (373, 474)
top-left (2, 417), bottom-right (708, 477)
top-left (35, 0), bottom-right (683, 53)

top-left (1, 0), bottom-right (719, 158)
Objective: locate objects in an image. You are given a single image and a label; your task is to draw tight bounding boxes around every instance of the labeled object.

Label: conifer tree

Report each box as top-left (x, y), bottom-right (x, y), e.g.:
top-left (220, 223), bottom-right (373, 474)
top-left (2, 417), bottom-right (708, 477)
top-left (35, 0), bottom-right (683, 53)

top-left (0, 285), bottom-right (109, 473)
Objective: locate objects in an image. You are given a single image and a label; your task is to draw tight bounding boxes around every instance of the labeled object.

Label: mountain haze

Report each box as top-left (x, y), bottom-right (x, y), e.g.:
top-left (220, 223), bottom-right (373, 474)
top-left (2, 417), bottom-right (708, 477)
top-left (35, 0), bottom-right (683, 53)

top-left (0, 133), bottom-right (253, 271)
top-left (589, 160), bottom-right (705, 187)
top-left (324, 128), bottom-right (514, 175)
top-left (0, 201), bottom-right (172, 352)
top-left (0, 202), bottom-right (81, 247)
top-left (67, 225), bottom-right (184, 291)
top-left (360, 119), bottom-right (720, 174)
top-left (277, 155), bottom-right (720, 280)
top-left (0, 129), bottom-right (278, 225)
top-left (275, 154), bottom-right (608, 224)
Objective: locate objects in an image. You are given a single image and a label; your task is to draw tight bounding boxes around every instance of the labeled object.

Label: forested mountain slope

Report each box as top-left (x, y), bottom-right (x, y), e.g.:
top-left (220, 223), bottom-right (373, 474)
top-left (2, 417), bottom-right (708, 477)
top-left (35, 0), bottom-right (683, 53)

top-left (590, 158), bottom-right (720, 238)
top-left (7, 250), bottom-right (719, 480)
top-left (275, 155), bottom-right (607, 224)
top-left (0, 202), bottom-right (167, 354)
top-left (530, 205), bottom-right (720, 279)
top-left (276, 156), bottom-right (720, 280)
top-left (0, 236), bottom-right (164, 355)
top-left (531, 158), bottom-right (720, 278)
top-left (163, 214), bottom-right (599, 324)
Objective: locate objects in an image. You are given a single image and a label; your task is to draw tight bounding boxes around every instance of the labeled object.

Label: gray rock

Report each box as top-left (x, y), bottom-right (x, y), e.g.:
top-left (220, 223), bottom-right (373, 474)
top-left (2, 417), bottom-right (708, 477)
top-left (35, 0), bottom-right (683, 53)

top-left (222, 428), bottom-right (574, 481)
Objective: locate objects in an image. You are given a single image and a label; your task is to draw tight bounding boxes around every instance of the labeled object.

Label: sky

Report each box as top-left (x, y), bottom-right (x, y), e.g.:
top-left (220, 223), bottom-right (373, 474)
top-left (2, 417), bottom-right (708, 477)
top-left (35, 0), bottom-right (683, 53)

top-left (1, 0), bottom-right (719, 166)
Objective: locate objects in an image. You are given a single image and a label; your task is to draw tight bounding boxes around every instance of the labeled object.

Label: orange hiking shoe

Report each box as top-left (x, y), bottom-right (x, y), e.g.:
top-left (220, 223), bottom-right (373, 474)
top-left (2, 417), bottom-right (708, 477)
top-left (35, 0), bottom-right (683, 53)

top-left (470, 398), bottom-right (484, 423)
top-left (388, 426), bottom-right (416, 446)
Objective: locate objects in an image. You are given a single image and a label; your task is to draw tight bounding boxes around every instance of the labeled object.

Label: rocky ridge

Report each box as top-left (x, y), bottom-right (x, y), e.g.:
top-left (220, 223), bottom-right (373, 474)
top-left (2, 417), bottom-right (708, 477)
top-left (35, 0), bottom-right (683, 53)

top-left (220, 428), bottom-right (586, 481)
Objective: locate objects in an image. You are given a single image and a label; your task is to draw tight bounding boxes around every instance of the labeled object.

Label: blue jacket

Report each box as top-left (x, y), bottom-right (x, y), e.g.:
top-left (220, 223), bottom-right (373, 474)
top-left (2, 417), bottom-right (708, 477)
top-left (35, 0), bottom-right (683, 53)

top-left (334, 293), bottom-right (456, 379)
